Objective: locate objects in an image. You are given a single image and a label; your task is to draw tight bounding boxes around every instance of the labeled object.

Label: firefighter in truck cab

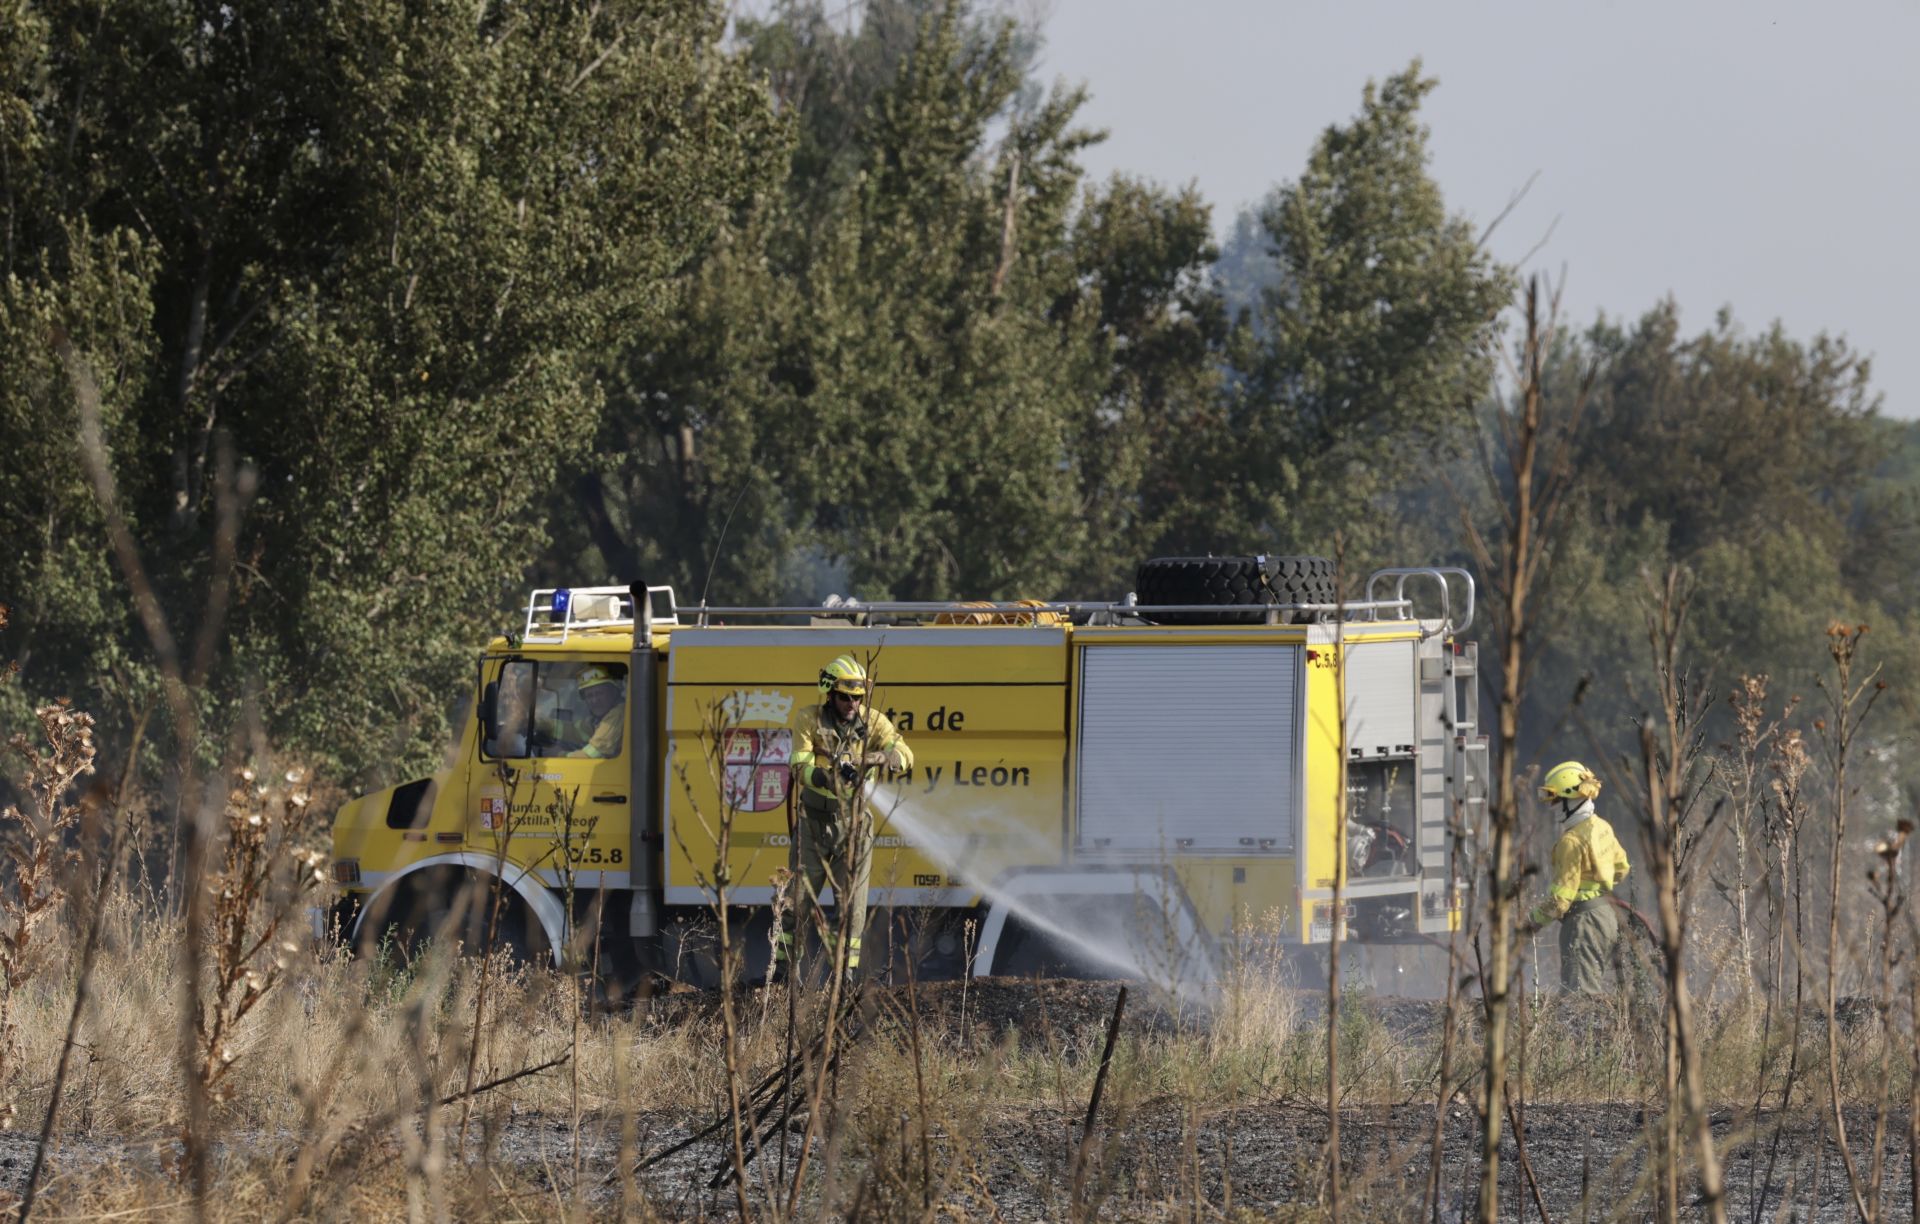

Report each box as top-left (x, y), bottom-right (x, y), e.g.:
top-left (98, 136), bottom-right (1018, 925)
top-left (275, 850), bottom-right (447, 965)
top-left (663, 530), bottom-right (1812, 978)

top-left (567, 664), bottom-right (626, 759)
top-left (775, 655), bottom-right (915, 981)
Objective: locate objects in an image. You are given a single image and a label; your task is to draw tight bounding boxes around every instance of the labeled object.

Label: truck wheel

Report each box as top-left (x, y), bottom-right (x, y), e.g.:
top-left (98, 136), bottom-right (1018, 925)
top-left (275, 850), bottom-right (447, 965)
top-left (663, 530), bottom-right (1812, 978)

top-left (990, 917), bottom-right (1083, 978)
top-left (1134, 555), bottom-right (1336, 624)
top-left (357, 870), bottom-right (549, 966)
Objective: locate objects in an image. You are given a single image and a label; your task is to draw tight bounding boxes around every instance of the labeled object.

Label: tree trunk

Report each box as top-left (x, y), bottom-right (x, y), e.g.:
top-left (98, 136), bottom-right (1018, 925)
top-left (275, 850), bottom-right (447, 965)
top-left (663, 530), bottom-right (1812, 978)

top-left (573, 470), bottom-right (639, 581)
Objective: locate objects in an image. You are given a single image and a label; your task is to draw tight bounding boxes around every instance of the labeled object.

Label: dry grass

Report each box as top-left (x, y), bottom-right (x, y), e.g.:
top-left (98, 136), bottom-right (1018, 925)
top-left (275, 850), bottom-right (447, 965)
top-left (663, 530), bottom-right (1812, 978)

top-left (0, 866), bottom-right (1912, 1221)
top-left (2, 660), bottom-right (1917, 1219)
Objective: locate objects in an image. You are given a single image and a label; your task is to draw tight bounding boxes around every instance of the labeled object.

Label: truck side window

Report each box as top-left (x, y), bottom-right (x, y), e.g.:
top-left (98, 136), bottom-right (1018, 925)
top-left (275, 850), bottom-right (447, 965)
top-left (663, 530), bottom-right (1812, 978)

top-left (482, 660), bottom-right (627, 760)
top-left (555, 661), bottom-right (626, 759)
top-left (484, 661), bottom-right (537, 759)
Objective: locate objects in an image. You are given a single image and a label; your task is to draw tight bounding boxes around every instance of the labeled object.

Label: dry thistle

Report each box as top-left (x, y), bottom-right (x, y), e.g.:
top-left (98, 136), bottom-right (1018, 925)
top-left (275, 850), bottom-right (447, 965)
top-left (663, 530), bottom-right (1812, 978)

top-left (766, 864), bottom-right (793, 969)
top-left (1719, 673), bottom-right (1781, 999)
top-left (1766, 729), bottom-right (1810, 841)
top-left (189, 763), bottom-right (325, 1110)
top-left (0, 701), bottom-right (98, 1126)
top-left (1825, 620), bottom-right (1871, 665)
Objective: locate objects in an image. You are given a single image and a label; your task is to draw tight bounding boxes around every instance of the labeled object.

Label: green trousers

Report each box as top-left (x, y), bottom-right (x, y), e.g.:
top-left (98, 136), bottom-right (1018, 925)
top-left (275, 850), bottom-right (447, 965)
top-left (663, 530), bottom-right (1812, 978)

top-left (1559, 896), bottom-right (1620, 993)
top-left (777, 798), bottom-right (872, 973)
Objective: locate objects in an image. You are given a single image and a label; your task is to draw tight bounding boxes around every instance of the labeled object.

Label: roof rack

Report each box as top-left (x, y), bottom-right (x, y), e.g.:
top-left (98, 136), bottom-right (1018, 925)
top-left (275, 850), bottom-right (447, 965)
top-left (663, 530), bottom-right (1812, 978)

top-left (522, 585), bottom-right (681, 644)
top-left (517, 567), bottom-right (1471, 638)
top-left (676, 596), bottom-right (1414, 627)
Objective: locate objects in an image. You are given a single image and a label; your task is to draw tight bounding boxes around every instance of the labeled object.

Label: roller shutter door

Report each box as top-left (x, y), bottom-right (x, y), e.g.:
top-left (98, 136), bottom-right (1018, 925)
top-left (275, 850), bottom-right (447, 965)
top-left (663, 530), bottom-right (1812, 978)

top-left (1344, 639), bottom-right (1417, 757)
top-left (1076, 644), bottom-right (1300, 853)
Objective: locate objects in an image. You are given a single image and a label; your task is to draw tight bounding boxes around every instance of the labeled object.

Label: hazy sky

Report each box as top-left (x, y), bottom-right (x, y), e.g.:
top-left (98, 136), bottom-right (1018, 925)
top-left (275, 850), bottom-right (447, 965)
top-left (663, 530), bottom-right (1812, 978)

top-left (1037, 0), bottom-right (1918, 419)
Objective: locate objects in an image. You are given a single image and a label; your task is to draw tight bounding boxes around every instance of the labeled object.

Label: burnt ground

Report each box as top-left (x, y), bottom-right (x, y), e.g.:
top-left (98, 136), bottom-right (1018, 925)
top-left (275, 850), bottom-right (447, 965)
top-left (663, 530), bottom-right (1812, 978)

top-left (522, 1100), bottom-right (1906, 1222)
top-left (605, 979), bottom-right (1919, 1219)
top-left (0, 979), bottom-right (1908, 1219)
top-left (5, 1100), bottom-right (1896, 1220)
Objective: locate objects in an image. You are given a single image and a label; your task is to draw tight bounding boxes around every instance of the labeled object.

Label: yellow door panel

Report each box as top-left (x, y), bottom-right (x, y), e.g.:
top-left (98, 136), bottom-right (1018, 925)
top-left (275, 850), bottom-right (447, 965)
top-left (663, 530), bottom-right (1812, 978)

top-left (662, 629), bottom-right (1068, 903)
top-left (468, 656), bottom-right (634, 880)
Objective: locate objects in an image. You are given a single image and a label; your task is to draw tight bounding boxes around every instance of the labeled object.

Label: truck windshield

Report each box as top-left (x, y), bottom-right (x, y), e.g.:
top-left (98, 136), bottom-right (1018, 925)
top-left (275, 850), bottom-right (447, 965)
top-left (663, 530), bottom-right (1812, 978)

top-left (483, 660), bottom-right (627, 760)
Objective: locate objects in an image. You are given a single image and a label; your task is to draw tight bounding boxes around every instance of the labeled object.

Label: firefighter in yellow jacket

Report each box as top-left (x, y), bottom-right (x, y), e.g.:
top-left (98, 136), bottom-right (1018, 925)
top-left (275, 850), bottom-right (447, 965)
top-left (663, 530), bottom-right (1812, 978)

top-left (776, 654), bottom-right (914, 980)
top-left (1526, 761), bottom-right (1631, 992)
top-left (565, 665), bottom-right (626, 759)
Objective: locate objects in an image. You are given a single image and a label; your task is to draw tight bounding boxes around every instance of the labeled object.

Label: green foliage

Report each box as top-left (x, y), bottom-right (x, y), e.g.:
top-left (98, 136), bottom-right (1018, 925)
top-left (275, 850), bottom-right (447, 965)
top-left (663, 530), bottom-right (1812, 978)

top-left (805, 9), bottom-right (1103, 599)
top-left (1192, 64), bottom-right (1510, 563)
top-left (0, 218), bottom-right (158, 756)
top-left (0, 0), bottom-right (161, 745)
top-left (570, 1), bottom-right (1225, 604)
top-left (1453, 300), bottom-right (1919, 783)
top-left (7, 0), bottom-right (1910, 811)
top-left (1845, 417), bottom-right (1920, 616)
top-left (1063, 175), bottom-right (1224, 594)
top-left (739, 0), bottom-right (1027, 231)
top-left (1577, 302), bottom-right (1879, 557)
top-left (576, 30), bottom-right (1499, 610)
top-left (1, 1), bottom-right (781, 783)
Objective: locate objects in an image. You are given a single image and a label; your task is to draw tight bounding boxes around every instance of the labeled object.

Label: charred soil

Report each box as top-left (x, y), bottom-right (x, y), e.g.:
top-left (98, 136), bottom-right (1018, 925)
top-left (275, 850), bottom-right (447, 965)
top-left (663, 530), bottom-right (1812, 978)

top-left (0, 977), bottom-right (1904, 1221)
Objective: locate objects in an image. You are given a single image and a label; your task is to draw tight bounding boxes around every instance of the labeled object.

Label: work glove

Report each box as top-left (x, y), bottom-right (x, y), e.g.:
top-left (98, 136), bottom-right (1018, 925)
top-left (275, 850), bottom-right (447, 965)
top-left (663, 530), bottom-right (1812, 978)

top-left (836, 759), bottom-right (862, 788)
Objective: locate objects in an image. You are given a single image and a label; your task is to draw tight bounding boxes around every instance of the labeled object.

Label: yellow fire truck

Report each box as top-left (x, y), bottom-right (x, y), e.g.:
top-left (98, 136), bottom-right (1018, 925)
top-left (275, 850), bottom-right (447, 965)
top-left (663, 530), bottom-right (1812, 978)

top-left (327, 558), bottom-right (1485, 986)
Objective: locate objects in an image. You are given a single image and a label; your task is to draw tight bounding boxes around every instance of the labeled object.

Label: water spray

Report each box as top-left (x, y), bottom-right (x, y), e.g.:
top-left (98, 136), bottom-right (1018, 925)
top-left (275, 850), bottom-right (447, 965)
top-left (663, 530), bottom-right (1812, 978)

top-left (866, 780), bottom-right (1219, 1006)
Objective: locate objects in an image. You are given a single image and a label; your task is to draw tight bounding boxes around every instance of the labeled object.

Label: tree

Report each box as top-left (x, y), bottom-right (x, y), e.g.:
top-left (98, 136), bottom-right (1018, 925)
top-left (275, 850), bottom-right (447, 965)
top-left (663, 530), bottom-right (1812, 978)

top-left (1515, 302), bottom-right (1906, 769)
top-left (563, 201), bottom-right (818, 606)
top-left (1176, 63), bottom-right (1509, 567)
top-left (1846, 417), bottom-right (1920, 617)
top-left (1, 1), bottom-right (783, 783)
top-left (1577, 302), bottom-right (1879, 559)
top-left (571, 0), bottom-right (1225, 606)
top-left (738, 0), bottom-right (971, 230)
top-left (1062, 174), bottom-right (1225, 595)
top-left (0, 0), bottom-right (160, 747)
top-left (784, 5), bottom-right (1105, 600)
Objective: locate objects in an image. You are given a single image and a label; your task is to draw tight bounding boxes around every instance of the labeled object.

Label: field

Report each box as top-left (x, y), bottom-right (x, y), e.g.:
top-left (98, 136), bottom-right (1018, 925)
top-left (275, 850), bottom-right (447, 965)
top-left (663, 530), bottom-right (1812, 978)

top-left (0, 882), bottom-right (1913, 1222)
top-left (0, 609), bottom-right (1909, 1222)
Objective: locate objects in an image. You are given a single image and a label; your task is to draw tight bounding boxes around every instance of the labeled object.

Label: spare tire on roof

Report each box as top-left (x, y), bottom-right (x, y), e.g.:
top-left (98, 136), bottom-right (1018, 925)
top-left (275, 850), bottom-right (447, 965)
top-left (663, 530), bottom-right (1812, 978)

top-left (1134, 555), bottom-right (1337, 625)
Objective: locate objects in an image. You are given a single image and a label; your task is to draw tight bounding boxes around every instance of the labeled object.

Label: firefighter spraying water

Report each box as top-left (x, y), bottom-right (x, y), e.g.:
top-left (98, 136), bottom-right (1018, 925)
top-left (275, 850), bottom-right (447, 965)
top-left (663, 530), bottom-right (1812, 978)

top-left (774, 654), bottom-right (915, 983)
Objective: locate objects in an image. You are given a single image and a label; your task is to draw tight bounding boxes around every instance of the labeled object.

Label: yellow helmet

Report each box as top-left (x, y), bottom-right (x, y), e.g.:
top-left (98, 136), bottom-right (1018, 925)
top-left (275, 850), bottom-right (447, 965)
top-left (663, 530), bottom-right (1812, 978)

top-left (578, 664), bottom-right (623, 693)
top-left (818, 654), bottom-right (869, 697)
top-left (1539, 760), bottom-right (1601, 803)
